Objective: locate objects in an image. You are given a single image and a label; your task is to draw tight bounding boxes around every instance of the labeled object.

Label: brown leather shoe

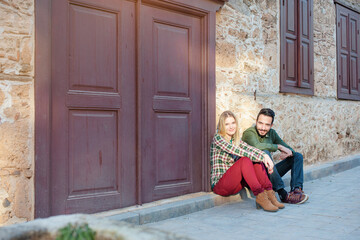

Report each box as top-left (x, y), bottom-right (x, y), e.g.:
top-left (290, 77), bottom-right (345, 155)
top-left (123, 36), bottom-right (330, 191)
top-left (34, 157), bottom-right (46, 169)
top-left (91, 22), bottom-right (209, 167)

top-left (293, 187), bottom-right (306, 195)
top-left (281, 191), bottom-right (308, 204)
top-left (256, 191), bottom-right (278, 212)
top-left (294, 187), bottom-right (304, 193)
top-left (265, 190), bottom-right (285, 209)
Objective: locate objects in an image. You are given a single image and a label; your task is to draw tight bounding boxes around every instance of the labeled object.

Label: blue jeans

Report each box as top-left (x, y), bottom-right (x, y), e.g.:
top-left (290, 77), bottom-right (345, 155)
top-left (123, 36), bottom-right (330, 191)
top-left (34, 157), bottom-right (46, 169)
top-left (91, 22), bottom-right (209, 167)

top-left (263, 150), bottom-right (304, 191)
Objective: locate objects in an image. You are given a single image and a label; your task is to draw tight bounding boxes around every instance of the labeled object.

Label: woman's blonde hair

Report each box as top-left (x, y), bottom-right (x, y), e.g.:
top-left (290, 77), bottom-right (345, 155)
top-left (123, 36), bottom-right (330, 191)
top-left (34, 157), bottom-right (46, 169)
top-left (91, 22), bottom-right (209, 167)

top-left (217, 110), bottom-right (240, 145)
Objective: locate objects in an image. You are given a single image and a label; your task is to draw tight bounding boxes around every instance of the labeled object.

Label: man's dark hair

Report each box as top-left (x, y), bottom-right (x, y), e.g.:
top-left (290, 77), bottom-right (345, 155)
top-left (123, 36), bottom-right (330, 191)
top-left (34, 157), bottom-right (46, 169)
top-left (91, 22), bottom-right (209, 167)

top-left (256, 108), bottom-right (275, 124)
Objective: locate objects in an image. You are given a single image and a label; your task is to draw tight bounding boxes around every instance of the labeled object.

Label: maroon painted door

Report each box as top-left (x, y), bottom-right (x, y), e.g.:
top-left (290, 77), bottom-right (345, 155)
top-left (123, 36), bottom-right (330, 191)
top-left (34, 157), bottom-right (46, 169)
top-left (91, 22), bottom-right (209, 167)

top-left (50, 0), bottom-right (136, 214)
top-left (140, 5), bottom-right (203, 203)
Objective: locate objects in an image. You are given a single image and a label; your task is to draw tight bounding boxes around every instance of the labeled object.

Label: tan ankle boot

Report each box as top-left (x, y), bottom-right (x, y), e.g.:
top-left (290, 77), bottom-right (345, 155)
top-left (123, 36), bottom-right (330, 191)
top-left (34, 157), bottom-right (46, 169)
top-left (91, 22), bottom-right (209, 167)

top-left (255, 191), bottom-right (278, 212)
top-left (265, 190), bottom-right (285, 209)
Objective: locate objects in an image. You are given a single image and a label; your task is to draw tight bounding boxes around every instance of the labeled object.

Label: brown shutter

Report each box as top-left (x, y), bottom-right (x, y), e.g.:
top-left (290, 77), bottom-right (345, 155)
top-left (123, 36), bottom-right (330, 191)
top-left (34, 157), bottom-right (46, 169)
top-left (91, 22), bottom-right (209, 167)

top-left (298, 0), bottom-right (314, 94)
top-left (280, 0), bottom-right (298, 92)
top-left (337, 5), bottom-right (350, 98)
top-left (349, 10), bottom-right (360, 97)
top-left (336, 4), bottom-right (360, 100)
top-left (280, 0), bottom-right (314, 95)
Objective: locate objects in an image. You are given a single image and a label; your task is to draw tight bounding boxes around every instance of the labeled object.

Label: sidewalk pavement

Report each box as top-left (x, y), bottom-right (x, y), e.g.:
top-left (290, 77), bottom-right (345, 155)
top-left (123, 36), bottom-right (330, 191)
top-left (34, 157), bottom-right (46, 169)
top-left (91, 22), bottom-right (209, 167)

top-left (144, 165), bottom-right (360, 240)
top-left (99, 154), bottom-right (360, 227)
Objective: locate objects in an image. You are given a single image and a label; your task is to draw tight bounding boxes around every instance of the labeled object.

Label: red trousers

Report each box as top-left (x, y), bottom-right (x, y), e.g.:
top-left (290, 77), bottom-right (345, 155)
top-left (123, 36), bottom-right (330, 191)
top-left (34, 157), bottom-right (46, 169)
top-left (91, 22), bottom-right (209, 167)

top-left (213, 157), bottom-right (272, 196)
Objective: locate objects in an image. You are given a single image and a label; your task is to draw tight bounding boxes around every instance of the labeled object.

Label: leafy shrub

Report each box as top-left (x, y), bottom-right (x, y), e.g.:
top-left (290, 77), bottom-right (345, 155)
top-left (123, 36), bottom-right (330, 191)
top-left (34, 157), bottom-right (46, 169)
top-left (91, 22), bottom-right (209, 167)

top-left (56, 223), bottom-right (96, 240)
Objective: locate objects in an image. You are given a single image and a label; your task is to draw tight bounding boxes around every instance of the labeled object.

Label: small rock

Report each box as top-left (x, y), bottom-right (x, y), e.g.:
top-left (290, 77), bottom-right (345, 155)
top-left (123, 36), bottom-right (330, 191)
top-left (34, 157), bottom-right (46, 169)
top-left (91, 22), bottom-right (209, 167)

top-left (3, 198), bottom-right (11, 208)
top-left (346, 127), bottom-right (350, 137)
top-left (12, 170), bottom-right (21, 176)
top-left (23, 170), bottom-right (33, 178)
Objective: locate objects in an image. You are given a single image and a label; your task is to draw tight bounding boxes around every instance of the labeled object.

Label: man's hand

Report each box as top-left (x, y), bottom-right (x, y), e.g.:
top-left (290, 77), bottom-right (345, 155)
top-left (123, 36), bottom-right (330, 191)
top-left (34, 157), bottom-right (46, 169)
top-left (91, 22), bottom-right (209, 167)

top-left (263, 154), bottom-right (274, 174)
top-left (279, 152), bottom-right (290, 160)
top-left (278, 145), bottom-right (293, 160)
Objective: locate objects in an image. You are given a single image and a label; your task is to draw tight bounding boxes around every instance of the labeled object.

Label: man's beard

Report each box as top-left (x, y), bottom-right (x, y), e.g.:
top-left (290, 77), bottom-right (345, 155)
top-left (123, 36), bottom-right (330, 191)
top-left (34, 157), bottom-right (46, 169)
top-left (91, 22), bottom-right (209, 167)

top-left (256, 127), bottom-right (267, 137)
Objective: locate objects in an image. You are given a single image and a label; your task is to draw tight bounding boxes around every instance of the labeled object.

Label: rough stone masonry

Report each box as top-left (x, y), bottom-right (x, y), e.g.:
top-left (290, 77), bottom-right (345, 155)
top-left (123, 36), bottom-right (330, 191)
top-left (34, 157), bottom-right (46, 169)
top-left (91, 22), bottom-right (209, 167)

top-left (215, 0), bottom-right (360, 164)
top-left (0, 0), bottom-right (359, 226)
top-left (0, 0), bottom-right (34, 225)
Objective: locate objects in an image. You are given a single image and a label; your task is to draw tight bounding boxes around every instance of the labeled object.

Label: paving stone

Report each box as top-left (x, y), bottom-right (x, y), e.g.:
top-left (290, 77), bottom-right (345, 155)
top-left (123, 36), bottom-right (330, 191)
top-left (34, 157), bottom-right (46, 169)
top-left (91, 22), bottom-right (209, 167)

top-left (145, 167), bottom-right (360, 240)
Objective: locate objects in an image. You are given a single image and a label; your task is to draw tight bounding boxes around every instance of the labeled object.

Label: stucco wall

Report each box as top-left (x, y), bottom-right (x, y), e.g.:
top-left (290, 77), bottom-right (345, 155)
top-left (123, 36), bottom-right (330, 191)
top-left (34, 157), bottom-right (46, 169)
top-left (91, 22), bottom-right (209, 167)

top-left (215, 0), bottom-right (360, 165)
top-left (0, 0), bottom-right (34, 225)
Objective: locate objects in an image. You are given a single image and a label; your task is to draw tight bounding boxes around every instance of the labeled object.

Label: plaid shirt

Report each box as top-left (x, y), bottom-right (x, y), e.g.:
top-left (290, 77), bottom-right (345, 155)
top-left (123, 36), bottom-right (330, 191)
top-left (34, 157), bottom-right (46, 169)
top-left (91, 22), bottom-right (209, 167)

top-left (210, 133), bottom-right (265, 188)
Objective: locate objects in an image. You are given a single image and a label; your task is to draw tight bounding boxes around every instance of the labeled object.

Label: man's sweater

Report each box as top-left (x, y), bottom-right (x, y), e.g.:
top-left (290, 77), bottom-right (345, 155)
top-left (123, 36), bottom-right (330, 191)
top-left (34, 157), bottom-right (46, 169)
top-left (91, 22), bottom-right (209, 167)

top-left (242, 126), bottom-right (294, 153)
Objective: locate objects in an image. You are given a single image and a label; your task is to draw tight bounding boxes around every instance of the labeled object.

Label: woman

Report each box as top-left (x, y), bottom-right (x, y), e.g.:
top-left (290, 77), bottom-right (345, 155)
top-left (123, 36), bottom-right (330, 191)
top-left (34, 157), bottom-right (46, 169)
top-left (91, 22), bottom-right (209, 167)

top-left (210, 111), bottom-right (284, 212)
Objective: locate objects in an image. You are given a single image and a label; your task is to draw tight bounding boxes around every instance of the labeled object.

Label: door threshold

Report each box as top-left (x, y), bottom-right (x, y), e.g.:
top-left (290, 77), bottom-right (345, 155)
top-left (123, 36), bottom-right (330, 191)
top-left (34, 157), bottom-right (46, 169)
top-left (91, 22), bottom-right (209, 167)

top-left (94, 191), bottom-right (244, 225)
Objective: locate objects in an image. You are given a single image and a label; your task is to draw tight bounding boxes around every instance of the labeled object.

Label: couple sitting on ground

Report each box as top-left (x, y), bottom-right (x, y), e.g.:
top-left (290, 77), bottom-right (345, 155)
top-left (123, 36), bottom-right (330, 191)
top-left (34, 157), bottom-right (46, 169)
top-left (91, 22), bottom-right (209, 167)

top-left (210, 108), bottom-right (309, 212)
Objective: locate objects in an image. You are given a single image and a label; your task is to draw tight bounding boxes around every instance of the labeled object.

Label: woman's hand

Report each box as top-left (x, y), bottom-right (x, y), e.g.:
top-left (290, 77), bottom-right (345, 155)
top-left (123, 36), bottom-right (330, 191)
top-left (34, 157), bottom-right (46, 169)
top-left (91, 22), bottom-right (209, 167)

top-left (263, 154), bottom-right (274, 174)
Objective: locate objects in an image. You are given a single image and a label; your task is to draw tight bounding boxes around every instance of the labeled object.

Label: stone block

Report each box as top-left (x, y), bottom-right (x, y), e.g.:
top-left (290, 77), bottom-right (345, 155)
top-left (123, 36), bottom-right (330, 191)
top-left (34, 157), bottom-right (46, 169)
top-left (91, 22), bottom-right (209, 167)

top-left (20, 37), bottom-right (32, 65)
top-left (228, 28), bottom-right (248, 40)
top-left (14, 178), bottom-right (31, 219)
top-left (261, 13), bottom-right (276, 27)
top-left (216, 41), bottom-right (236, 68)
top-left (0, 211), bottom-right (11, 225)
top-left (0, 88), bottom-right (4, 106)
top-left (0, 81), bottom-right (32, 169)
top-left (215, 71), bottom-right (228, 85)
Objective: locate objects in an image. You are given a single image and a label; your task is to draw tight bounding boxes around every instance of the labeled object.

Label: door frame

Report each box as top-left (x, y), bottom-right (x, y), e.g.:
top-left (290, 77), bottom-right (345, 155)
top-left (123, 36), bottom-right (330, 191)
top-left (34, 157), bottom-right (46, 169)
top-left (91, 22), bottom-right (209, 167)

top-left (35, 0), bottom-right (220, 218)
top-left (35, 0), bottom-right (52, 218)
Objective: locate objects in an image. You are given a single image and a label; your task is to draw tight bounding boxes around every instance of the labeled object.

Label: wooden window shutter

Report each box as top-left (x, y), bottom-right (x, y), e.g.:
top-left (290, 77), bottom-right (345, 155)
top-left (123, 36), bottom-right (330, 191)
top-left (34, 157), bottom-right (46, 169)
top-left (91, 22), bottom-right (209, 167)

top-left (336, 4), bottom-right (360, 100)
top-left (298, 0), bottom-right (314, 93)
top-left (280, 0), bottom-right (298, 92)
top-left (280, 0), bottom-right (314, 95)
top-left (337, 6), bottom-right (350, 97)
top-left (349, 10), bottom-right (360, 98)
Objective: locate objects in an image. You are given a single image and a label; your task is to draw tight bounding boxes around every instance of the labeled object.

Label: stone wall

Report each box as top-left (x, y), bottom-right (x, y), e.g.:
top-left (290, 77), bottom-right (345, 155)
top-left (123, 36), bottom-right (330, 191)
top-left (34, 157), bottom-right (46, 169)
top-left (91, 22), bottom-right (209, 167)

top-left (0, 0), bottom-right (359, 226)
top-left (0, 0), bottom-right (34, 225)
top-left (215, 0), bottom-right (360, 165)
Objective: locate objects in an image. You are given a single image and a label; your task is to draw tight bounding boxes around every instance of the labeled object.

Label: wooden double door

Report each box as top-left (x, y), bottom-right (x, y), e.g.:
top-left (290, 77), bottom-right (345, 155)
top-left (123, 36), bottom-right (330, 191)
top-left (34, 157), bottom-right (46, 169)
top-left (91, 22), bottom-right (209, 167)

top-left (38, 0), bottom-right (217, 216)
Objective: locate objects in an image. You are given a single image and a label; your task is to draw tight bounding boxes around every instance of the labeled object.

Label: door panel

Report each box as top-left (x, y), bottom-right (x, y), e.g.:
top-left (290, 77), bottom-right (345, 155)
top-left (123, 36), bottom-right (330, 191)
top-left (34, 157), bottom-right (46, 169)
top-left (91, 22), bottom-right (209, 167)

top-left (340, 54), bottom-right (349, 89)
top-left (141, 5), bottom-right (202, 203)
top-left (155, 23), bottom-right (189, 96)
top-left (155, 113), bottom-right (190, 185)
top-left (68, 110), bottom-right (117, 195)
top-left (285, 39), bottom-right (297, 86)
top-left (69, 4), bottom-right (118, 91)
top-left (300, 42), bottom-right (309, 85)
top-left (51, 0), bottom-right (136, 215)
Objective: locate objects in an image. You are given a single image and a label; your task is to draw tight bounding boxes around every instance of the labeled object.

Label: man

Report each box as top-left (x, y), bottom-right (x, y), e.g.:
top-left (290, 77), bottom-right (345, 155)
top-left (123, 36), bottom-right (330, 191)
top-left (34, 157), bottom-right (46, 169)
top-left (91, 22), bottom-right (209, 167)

top-left (242, 108), bottom-right (308, 204)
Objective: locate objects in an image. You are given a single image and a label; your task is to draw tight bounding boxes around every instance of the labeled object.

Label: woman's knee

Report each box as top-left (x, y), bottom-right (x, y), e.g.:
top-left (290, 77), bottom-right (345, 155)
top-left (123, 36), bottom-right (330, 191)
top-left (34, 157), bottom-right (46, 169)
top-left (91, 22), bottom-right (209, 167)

top-left (253, 162), bottom-right (266, 171)
top-left (239, 157), bottom-right (252, 167)
top-left (228, 159), bottom-right (245, 175)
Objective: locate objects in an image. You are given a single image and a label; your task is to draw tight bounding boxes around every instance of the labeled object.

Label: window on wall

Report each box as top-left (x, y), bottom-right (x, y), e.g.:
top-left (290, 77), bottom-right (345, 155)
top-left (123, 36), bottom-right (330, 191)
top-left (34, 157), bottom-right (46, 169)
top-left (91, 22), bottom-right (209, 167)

top-left (336, 3), bottom-right (360, 101)
top-left (280, 0), bottom-right (314, 95)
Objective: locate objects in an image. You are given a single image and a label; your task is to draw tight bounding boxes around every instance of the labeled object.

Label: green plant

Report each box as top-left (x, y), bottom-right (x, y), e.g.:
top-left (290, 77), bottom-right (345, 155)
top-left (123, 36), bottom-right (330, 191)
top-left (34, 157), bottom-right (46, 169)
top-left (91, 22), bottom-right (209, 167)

top-left (56, 223), bottom-right (96, 240)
